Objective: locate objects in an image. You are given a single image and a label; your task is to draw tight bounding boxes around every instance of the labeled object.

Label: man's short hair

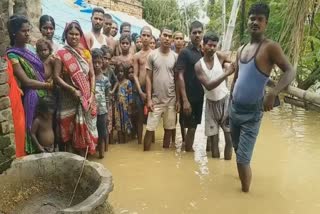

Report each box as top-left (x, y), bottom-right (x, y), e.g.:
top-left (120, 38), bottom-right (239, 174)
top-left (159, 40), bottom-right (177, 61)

top-left (120, 22), bottom-right (131, 33)
top-left (92, 7), bottom-right (105, 17)
top-left (248, 2), bottom-right (270, 20)
top-left (203, 31), bottom-right (219, 44)
top-left (190, 21), bottom-right (203, 34)
top-left (104, 13), bottom-right (112, 19)
top-left (160, 27), bottom-right (173, 35)
top-left (140, 26), bottom-right (152, 35)
top-left (173, 31), bottom-right (184, 38)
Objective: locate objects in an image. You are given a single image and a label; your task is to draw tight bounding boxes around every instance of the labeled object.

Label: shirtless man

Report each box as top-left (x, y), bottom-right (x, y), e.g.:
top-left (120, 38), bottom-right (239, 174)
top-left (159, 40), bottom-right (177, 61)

top-left (230, 2), bottom-right (295, 192)
top-left (31, 99), bottom-right (54, 153)
top-left (133, 26), bottom-right (153, 144)
top-left (111, 21), bottom-right (118, 38)
top-left (85, 7), bottom-right (108, 49)
top-left (103, 13), bottom-right (117, 53)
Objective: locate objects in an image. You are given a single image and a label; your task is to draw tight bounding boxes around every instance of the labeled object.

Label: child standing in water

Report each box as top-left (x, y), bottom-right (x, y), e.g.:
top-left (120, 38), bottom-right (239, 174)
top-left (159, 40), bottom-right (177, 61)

top-left (127, 64), bottom-right (138, 139)
top-left (31, 98), bottom-right (54, 152)
top-left (114, 62), bottom-right (133, 144)
top-left (101, 45), bottom-right (118, 144)
top-left (92, 48), bottom-right (111, 159)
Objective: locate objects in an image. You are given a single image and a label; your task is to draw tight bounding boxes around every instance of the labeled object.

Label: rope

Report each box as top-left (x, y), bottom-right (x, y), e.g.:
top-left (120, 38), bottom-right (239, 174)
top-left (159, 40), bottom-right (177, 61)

top-left (68, 146), bottom-right (89, 207)
top-left (0, 157), bottom-right (15, 167)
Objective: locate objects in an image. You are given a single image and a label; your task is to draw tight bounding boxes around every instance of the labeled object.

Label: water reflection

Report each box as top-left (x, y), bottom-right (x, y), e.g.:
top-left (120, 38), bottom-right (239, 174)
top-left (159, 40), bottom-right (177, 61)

top-left (96, 104), bottom-right (320, 214)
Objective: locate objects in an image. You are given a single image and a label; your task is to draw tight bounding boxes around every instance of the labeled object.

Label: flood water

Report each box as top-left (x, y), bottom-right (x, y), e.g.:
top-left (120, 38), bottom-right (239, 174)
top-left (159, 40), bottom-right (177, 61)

top-left (96, 104), bottom-right (320, 214)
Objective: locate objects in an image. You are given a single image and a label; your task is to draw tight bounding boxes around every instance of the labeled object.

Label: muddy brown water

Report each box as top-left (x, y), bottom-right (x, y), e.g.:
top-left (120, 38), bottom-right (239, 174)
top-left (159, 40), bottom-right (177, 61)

top-left (96, 104), bottom-right (320, 214)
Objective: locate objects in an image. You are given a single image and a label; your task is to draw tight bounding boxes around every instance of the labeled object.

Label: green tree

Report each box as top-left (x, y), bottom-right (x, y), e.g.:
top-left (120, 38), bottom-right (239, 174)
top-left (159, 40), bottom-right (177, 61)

top-left (142, 0), bottom-right (200, 35)
top-left (207, 0), bottom-right (320, 90)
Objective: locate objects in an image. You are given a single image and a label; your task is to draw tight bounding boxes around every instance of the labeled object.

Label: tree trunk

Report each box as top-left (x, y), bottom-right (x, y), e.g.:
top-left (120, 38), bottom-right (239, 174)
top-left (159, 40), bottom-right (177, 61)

top-left (269, 80), bottom-right (320, 105)
top-left (284, 96), bottom-right (320, 112)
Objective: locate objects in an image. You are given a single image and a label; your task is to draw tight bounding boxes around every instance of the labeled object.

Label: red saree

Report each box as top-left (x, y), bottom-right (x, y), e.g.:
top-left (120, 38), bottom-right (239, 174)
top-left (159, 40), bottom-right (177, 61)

top-left (5, 56), bottom-right (26, 157)
top-left (57, 46), bottom-right (98, 154)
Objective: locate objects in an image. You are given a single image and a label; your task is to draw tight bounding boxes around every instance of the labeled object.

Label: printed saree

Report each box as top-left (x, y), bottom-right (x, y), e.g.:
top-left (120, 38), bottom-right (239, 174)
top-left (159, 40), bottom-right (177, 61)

top-left (57, 45), bottom-right (98, 154)
top-left (7, 46), bottom-right (47, 154)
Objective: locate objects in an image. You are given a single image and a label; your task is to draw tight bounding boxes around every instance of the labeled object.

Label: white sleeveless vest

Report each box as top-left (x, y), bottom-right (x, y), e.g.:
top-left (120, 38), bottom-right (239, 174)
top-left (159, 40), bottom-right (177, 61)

top-left (91, 32), bottom-right (108, 49)
top-left (200, 53), bottom-right (229, 101)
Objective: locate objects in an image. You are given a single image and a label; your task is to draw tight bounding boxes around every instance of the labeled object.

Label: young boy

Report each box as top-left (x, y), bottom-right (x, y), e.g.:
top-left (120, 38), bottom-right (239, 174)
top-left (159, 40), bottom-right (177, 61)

top-left (31, 98), bottom-right (54, 153)
top-left (230, 2), bottom-right (295, 192)
top-left (92, 48), bottom-right (111, 158)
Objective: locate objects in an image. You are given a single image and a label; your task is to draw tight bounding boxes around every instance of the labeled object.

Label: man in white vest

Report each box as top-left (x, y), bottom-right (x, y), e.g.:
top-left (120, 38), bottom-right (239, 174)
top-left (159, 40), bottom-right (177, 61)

top-left (194, 31), bottom-right (235, 160)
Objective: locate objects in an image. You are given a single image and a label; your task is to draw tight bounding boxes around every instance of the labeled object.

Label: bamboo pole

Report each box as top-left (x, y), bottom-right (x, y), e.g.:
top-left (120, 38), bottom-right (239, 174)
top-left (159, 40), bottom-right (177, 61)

top-left (222, 0), bottom-right (240, 51)
top-left (284, 96), bottom-right (320, 112)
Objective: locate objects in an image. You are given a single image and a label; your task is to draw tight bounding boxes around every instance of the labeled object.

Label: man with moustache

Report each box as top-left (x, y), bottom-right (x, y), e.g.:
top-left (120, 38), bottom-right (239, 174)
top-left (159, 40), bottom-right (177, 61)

top-left (230, 2), bottom-right (295, 192)
top-left (195, 31), bottom-right (234, 160)
top-left (176, 21), bottom-right (204, 152)
top-left (103, 13), bottom-right (117, 53)
top-left (85, 7), bottom-right (108, 49)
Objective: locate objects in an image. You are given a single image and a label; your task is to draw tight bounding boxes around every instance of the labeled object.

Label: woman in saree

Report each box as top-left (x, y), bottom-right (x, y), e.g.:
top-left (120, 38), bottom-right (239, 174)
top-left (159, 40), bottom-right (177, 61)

top-left (54, 21), bottom-right (98, 155)
top-left (6, 15), bottom-right (52, 154)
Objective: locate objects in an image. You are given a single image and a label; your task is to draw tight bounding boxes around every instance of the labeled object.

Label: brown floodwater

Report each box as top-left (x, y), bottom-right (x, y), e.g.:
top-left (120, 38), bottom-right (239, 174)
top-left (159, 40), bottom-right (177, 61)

top-left (96, 104), bottom-right (320, 214)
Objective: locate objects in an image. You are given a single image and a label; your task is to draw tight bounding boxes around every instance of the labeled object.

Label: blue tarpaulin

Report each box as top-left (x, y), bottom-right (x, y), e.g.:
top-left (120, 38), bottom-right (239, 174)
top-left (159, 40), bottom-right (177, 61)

top-left (42, 0), bottom-right (160, 43)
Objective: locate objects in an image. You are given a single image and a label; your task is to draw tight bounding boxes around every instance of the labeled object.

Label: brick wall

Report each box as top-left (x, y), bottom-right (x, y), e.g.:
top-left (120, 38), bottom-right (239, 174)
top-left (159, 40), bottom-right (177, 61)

top-left (0, 0), bottom-right (10, 56)
top-left (0, 59), bottom-right (15, 174)
top-left (0, 0), bottom-right (42, 173)
top-left (87, 0), bottom-right (143, 18)
top-left (0, 0), bottom-right (42, 55)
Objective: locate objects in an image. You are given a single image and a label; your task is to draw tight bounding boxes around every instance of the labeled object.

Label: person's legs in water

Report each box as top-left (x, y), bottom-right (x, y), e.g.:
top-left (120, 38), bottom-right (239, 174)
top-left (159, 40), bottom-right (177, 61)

top-left (210, 135), bottom-right (220, 158)
top-left (185, 127), bottom-right (196, 152)
top-left (230, 102), bottom-right (262, 192)
top-left (98, 138), bottom-right (105, 159)
top-left (163, 106), bottom-right (176, 148)
top-left (224, 131), bottom-right (232, 160)
top-left (152, 132), bottom-right (155, 143)
top-left (181, 125), bottom-right (186, 142)
top-left (171, 128), bottom-right (176, 145)
top-left (206, 137), bottom-right (211, 152)
top-left (137, 108), bottom-right (144, 144)
top-left (163, 129), bottom-right (173, 148)
top-left (144, 130), bottom-right (154, 151)
top-left (237, 163), bottom-right (252, 192)
top-left (144, 105), bottom-right (162, 150)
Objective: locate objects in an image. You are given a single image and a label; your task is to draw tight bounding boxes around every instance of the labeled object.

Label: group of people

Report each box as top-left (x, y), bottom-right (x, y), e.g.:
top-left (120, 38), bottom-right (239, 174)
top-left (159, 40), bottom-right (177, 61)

top-left (4, 2), bottom-right (295, 192)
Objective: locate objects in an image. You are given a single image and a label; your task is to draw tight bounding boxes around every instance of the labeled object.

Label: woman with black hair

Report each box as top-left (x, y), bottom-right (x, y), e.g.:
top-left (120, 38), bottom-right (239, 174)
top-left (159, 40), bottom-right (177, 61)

top-left (6, 15), bottom-right (52, 154)
top-left (54, 21), bottom-right (98, 155)
top-left (39, 15), bottom-right (61, 52)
